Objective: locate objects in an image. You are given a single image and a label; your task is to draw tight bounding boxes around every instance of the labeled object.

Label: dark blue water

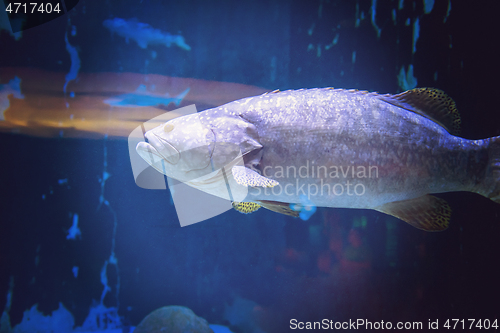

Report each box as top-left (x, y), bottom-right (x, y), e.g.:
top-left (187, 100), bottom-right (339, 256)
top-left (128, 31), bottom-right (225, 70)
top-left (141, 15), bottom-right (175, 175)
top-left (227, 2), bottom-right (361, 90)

top-left (1, 1), bottom-right (499, 332)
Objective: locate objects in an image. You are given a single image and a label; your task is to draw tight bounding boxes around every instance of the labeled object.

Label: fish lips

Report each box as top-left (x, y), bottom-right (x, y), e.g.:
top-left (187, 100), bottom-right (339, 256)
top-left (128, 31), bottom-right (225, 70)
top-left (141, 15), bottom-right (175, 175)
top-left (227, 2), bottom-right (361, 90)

top-left (148, 132), bottom-right (181, 165)
top-left (136, 141), bottom-right (168, 175)
top-left (138, 128), bottom-right (217, 178)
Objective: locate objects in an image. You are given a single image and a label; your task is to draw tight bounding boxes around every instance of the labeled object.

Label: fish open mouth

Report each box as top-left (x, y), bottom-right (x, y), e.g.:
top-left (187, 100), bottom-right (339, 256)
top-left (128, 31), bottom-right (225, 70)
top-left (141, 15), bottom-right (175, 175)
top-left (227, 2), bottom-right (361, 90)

top-left (135, 141), bottom-right (169, 175)
top-left (136, 125), bottom-right (217, 179)
top-left (150, 132), bottom-right (181, 165)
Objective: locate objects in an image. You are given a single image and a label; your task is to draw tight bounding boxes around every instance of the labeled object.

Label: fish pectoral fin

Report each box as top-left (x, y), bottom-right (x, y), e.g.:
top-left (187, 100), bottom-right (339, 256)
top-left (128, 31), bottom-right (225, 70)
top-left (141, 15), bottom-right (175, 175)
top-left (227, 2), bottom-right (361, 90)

top-left (232, 201), bottom-right (261, 214)
top-left (232, 200), bottom-right (299, 217)
top-left (231, 166), bottom-right (279, 187)
top-left (375, 195), bottom-right (451, 231)
top-left (380, 87), bottom-right (461, 136)
top-left (257, 200), bottom-right (300, 218)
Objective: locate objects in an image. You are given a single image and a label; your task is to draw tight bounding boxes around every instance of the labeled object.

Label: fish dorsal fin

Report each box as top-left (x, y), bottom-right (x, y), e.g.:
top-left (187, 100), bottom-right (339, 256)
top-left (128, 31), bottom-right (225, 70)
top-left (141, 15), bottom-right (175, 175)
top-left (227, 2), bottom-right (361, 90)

top-left (257, 200), bottom-right (300, 218)
top-left (380, 88), bottom-right (461, 135)
top-left (232, 202), bottom-right (261, 214)
top-left (375, 194), bottom-right (451, 231)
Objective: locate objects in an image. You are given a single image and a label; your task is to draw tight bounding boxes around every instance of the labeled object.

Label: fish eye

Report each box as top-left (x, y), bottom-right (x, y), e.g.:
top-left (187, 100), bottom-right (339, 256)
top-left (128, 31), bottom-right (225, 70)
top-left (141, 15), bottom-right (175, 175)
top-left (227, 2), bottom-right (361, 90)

top-left (163, 123), bottom-right (174, 133)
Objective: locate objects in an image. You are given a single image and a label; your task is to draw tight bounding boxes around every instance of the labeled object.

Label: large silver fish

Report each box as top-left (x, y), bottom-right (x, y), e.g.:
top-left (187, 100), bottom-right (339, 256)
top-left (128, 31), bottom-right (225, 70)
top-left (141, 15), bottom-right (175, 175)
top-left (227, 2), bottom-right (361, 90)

top-left (136, 88), bottom-right (500, 231)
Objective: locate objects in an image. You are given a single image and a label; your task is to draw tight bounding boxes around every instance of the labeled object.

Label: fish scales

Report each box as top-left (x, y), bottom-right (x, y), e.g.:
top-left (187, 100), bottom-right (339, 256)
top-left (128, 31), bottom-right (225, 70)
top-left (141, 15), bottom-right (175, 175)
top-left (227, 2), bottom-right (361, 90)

top-left (209, 89), bottom-right (482, 207)
top-left (137, 87), bottom-right (500, 231)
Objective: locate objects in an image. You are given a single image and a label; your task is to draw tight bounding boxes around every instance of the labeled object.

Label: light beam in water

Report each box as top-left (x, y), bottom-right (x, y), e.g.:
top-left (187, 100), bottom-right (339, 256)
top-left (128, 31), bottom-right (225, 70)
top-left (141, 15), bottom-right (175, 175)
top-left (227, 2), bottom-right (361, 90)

top-left (0, 68), bottom-right (267, 139)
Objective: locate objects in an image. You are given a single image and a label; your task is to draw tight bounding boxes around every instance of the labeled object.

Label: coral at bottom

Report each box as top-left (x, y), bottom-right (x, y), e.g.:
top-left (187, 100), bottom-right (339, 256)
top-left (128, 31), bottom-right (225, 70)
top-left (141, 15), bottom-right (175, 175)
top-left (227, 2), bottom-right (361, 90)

top-left (133, 306), bottom-right (213, 333)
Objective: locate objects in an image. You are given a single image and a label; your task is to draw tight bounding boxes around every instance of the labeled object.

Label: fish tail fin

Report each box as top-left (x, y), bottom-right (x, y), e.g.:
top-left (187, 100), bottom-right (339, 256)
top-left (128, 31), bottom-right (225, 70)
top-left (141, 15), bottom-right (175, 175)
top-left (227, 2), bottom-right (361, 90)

top-left (479, 136), bottom-right (500, 204)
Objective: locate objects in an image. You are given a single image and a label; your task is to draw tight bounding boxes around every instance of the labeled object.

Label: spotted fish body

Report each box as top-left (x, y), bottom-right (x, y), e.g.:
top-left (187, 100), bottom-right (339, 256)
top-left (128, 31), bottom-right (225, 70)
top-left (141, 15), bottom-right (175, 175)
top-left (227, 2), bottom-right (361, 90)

top-left (137, 88), bottom-right (500, 231)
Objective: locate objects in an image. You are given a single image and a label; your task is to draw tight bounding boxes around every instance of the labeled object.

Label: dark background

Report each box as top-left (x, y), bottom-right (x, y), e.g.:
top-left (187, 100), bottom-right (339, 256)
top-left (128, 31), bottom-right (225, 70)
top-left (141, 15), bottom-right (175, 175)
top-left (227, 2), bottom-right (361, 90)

top-left (1, 0), bottom-right (499, 332)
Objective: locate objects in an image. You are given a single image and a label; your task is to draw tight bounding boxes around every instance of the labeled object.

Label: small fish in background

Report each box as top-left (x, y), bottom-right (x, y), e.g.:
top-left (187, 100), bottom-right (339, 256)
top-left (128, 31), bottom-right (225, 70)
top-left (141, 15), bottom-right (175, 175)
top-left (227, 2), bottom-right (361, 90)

top-left (0, 76), bottom-right (24, 121)
top-left (103, 18), bottom-right (191, 51)
top-left (104, 84), bottom-right (190, 108)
